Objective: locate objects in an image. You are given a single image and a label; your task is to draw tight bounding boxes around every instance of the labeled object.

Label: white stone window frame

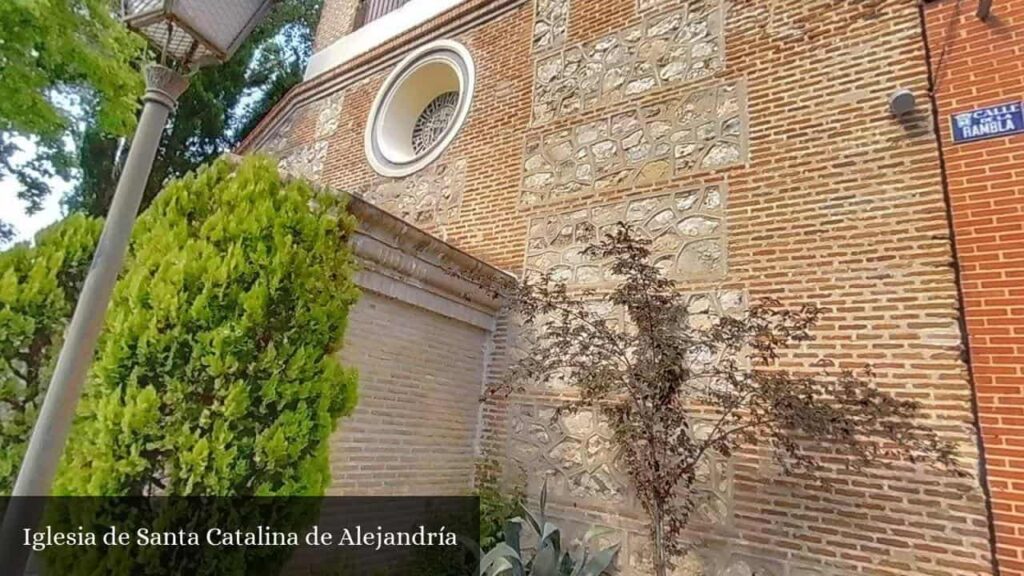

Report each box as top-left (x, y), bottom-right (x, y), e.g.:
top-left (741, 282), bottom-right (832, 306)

top-left (364, 39), bottom-right (475, 178)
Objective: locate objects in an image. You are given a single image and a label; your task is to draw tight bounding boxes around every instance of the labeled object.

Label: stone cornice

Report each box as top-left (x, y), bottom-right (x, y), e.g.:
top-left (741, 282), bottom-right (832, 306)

top-left (345, 191), bottom-right (513, 327)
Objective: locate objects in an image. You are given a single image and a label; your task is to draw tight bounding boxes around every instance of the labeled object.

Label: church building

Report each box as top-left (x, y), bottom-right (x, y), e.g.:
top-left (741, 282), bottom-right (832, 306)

top-left (239, 1), bottom-right (1024, 574)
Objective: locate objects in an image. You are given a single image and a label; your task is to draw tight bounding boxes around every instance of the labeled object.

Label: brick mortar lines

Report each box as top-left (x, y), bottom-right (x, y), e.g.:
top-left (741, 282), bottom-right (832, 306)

top-left (254, 0), bottom-right (997, 574)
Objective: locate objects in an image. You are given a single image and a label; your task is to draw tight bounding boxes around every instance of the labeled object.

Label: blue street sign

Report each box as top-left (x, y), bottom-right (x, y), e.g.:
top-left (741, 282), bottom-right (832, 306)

top-left (951, 100), bottom-right (1024, 144)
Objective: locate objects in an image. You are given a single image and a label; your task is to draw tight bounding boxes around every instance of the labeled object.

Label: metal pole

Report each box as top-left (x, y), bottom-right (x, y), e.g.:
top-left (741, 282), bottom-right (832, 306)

top-left (0, 64), bottom-right (188, 575)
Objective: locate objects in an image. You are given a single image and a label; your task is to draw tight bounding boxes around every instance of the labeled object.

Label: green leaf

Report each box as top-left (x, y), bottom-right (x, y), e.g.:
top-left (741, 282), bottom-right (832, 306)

top-left (52, 157), bottom-right (360, 504)
top-left (0, 214), bottom-right (102, 492)
top-left (540, 478), bottom-right (548, 516)
top-left (503, 518), bottom-right (522, 552)
top-left (531, 542), bottom-right (560, 576)
top-left (0, 0), bottom-right (147, 236)
top-left (578, 544), bottom-right (619, 576)
top-left (539, 521), bottom-right (560, 550)
top-left (480, 543), bottom-right (522, 576)
top-left (582, 526), bottom-right (615, 546)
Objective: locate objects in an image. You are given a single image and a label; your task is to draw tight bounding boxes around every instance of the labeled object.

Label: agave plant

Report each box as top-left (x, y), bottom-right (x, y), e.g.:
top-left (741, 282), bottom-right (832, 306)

top-left (478, 482), bottom-right (619, 576)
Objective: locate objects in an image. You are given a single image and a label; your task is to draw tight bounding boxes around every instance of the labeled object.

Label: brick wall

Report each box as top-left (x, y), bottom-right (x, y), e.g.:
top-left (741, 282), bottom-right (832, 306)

top-left (314, 0), bottom-right (359, 51)
top-left (924, 1), bottom-right (1024, 574)
top-left (329, 289), bottom-right (489, 496)
top-left (243, 0), bottom-right (1000, 573)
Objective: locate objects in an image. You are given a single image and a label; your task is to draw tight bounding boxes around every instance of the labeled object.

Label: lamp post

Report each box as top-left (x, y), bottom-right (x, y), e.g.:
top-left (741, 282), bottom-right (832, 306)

top-left (0, 2), bottom-right (274, 573)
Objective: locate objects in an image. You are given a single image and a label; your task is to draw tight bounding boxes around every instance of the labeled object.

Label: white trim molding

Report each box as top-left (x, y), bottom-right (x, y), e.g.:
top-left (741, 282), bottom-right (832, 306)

top-left (305, 0), bottom-right (470, 81)
top-left (364, 39), bottom-right (475, 177)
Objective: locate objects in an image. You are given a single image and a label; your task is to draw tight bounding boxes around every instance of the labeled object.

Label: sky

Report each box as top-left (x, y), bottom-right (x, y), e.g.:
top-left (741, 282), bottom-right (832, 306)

top-left (1, 139), bottom-right (68, 245)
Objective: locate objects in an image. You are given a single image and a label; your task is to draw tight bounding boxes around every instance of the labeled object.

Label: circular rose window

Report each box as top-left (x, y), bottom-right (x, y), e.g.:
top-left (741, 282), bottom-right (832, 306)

top-left (365, 40), bottom-right (475, 177)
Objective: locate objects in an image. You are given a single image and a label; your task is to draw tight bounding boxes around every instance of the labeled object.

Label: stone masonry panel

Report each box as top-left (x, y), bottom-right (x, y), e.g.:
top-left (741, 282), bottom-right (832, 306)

top-left (259, 94), bottom-right (343, 185)
top-left (522, 80), bottom-right (747, 206)
top-left (508, 291), bottom-right (746, 397)
top-left (525, 182), bottom-right (727, 285)
top-left (315, 93), bottom-right (344, 139)
top-left (533, 0), bottom-right (569, 53)
top-left (278, 140), bottom-right (329, 183)
top-left (507, 290), bottom-right (750, 574)
top-left (266, 0), bottom-right (994, 573)
top-left (356, 159), bottom-right (467, 233)
top-left (509, 402), bottom-right (733, 530)
top-left (533, 0), bottom-right (724, 122)
top-left (258, 111), bottom-right (296, 157)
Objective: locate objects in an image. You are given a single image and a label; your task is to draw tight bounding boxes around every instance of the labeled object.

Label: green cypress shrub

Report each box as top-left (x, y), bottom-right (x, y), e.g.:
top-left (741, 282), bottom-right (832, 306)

top-left (0, 215), bottom-right (103, 492)
top-left (56, 156), bottom-right (360, 496)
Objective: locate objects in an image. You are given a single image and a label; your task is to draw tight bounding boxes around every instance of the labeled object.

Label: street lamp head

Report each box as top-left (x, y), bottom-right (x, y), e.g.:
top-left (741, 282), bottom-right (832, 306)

top-left (121, 0), bottom-right (275, 68)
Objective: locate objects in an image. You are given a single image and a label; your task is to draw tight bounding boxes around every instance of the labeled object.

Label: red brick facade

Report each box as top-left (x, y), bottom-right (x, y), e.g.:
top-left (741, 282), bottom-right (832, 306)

top-left (236, 0), bottom-right (1024, 574)
top-left (924, 1), bottom-right (1024, 574)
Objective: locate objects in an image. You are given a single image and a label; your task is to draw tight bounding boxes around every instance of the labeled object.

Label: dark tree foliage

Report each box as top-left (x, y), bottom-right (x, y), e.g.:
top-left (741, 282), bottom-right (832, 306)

top-left (489, 224), bottom-right (964, 576)
top-left (0, 0), bottom-right (145, 243)
top-left (63, 0), bottom-right (322, 219)
top-left (0, 215), bottom-right (103, 491)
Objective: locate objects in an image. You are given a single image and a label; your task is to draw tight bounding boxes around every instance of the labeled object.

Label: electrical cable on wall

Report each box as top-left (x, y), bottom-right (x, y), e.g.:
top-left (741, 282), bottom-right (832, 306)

top-left (931, 0), bottom-right (964, 94)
